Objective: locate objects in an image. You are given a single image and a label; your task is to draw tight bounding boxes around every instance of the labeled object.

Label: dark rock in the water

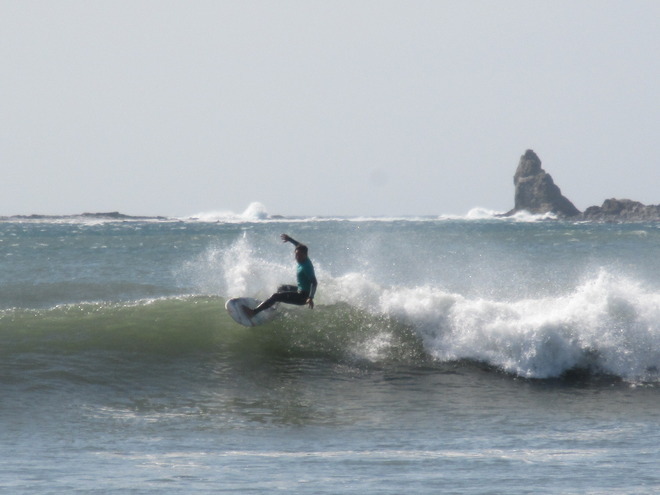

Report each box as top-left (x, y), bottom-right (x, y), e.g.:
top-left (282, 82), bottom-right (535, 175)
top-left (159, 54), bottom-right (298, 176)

top-left (2, 211), bottom-right (169, 222)
top-left (582, 199), bottom-right (660, 222)
top-left (506, 150), bottom-right (581, 218)
top-left (82, 211), bottom-right (130, 219)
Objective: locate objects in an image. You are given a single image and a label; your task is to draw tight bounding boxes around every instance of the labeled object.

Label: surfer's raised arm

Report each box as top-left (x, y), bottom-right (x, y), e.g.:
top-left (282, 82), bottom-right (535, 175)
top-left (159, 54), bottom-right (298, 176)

top-left (281, 233), bottom-right (299, 246)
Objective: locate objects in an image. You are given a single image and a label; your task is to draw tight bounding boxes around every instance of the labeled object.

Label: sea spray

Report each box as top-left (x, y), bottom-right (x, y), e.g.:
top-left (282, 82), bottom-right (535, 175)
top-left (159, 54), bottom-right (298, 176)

top-left (177, 233), bottom-right (291, 298)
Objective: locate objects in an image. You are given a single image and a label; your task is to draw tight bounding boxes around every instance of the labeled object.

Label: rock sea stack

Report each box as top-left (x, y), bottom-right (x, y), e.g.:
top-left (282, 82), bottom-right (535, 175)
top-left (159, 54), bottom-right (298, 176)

top-left (506, 150), bottom-right (580, 218)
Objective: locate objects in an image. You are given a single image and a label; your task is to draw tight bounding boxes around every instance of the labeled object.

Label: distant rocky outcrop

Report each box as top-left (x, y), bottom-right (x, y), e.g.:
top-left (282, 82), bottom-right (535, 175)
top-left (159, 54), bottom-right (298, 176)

top-left (506, 150), bottom-right (580, 218)
top-left (2, 212), bottom-right (169, 222)
top-left (582, 199), bottom-right (660, 222)
top-left (505, 149), bottom-right (660, 222)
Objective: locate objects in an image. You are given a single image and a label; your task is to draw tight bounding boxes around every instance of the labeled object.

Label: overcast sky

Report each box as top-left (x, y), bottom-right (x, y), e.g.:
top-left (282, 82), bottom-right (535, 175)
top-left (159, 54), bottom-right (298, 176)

top-left (2, 1), bottom-right (659, 217)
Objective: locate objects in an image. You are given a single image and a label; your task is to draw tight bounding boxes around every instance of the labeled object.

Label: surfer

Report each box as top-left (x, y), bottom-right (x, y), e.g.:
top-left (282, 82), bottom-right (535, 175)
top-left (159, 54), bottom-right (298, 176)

top-left (243, 234), bottom-right (318, 318)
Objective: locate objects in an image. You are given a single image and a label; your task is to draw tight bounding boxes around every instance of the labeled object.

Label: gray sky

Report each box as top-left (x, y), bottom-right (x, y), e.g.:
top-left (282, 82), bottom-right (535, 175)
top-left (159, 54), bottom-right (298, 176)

top-left (2, 1), bottom-right (659, 218)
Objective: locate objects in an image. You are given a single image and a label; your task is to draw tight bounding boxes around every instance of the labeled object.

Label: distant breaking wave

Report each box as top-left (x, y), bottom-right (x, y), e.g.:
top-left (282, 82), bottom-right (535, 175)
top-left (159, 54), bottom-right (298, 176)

top-left (187, 202), bottom-right (271, 222)
top-left (2, 202), bottom-right (565, 225)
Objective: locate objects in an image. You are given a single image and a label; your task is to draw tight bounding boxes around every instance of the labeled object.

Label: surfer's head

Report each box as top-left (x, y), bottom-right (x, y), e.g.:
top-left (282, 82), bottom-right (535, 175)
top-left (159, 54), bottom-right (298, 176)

top-left (294, 244), bottom-right (308, 262)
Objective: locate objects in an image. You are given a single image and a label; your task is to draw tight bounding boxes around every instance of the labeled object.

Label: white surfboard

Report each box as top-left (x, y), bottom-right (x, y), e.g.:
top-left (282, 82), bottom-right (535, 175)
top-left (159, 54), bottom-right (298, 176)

top-left (225, 297), bottom-right (278, 327)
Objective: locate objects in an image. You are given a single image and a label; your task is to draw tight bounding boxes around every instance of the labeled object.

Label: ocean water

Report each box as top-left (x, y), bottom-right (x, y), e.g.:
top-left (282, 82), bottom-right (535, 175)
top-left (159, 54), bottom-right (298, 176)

top-left (2, 212), bottom-right (660, 493)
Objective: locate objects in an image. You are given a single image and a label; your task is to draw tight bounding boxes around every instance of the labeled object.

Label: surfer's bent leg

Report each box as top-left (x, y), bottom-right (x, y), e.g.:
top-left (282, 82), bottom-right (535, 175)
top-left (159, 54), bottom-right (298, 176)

top-left (252, 289), bottom-right (308, 315)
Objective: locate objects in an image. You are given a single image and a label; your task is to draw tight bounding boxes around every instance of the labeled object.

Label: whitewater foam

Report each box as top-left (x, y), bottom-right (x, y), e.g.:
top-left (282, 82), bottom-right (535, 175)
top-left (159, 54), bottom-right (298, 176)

top-left (374, 271), bottom-right (660, 380)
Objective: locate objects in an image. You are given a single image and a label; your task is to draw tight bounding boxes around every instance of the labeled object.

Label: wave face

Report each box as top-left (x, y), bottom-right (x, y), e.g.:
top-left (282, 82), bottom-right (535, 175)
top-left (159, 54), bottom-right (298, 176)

top-left (0, 297), bottom-right (423, 372)
top-left (2, 218), bottom-right (660, 383)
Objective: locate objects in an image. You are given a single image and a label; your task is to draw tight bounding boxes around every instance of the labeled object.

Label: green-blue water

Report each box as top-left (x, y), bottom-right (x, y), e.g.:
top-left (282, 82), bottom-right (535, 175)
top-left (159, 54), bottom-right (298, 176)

top-left (2, 216), bottom-right (660, 493)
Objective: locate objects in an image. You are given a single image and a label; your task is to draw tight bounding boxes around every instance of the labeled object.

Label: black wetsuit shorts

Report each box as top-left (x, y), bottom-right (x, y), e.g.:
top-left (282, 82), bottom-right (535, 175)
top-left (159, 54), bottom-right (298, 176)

top-left (259, 285), bottom-right (309, 311)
